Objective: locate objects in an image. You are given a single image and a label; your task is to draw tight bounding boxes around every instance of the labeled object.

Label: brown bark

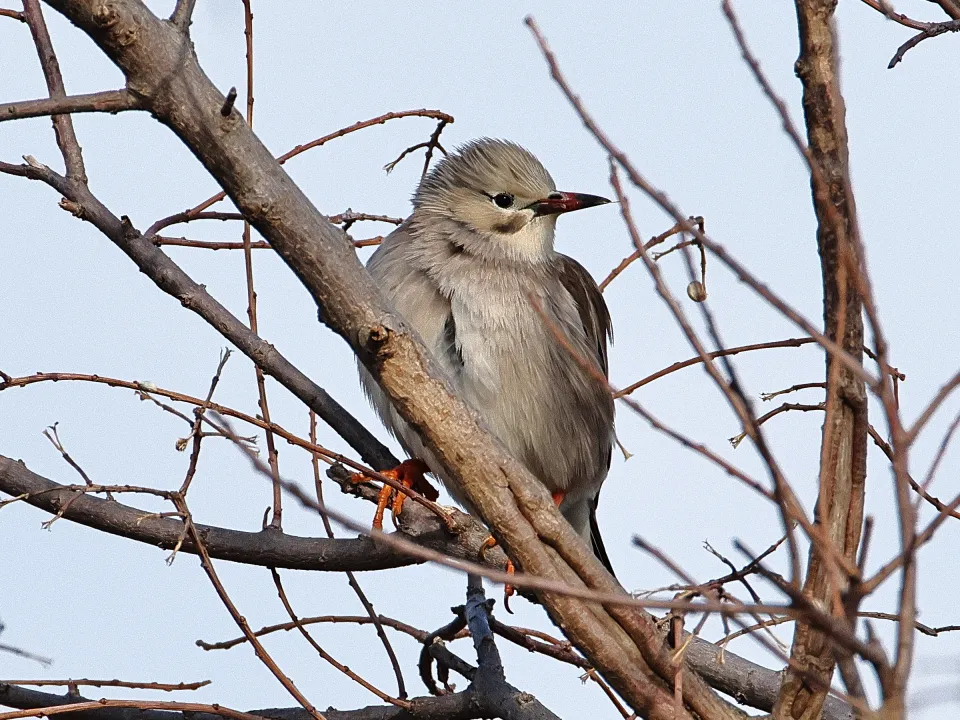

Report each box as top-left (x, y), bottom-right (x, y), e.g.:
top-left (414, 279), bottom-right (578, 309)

top-left (773, 2), bottom-right (869, 718)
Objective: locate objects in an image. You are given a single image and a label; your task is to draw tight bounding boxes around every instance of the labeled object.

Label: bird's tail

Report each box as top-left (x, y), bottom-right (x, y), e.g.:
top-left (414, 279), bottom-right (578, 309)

top-left (589, 501), bottom-right (615, 577)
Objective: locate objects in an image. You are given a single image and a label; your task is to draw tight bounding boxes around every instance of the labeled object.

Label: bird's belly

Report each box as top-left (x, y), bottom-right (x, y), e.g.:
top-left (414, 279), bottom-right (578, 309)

top-left (451, 312), bottom-right (609, 497)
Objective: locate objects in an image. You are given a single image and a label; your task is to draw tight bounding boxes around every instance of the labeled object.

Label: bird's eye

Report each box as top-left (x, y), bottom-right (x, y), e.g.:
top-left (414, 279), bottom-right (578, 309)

top-left (492, 193), bottom-right (514, 209)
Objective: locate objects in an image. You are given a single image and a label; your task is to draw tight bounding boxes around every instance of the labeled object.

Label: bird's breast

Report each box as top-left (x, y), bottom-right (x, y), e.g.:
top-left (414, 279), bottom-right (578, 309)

top-left (440, 270), bottom-right (612, 495)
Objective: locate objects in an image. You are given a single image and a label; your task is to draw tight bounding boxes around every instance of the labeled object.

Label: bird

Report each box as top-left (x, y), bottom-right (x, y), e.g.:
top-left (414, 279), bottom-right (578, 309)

top-left (357, 138), bottom-right (616, 575)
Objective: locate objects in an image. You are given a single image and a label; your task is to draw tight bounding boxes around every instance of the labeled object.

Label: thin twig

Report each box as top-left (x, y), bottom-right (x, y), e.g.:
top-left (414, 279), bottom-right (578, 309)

top-left (598, 218), bottom-right (698, 291)
top-left (0, 371), bottom-right (447, 523)
top-left (173, 495), bottom-right (326, 720)
top-left (888, 19), bottom-right (960, 68)
top-left (0, 700), bottom-right (261, 720)
top-left (21, 0), bottom-right (86, 183)
top-left (309, 411), bottom-right (407, 700)
top-left (2, 680), bottom-right (210, 692)
top-left (0, 90), bottom-right (142, 122)
top-left (857, 0), bottom-right (932, 30)
top-left (176, 109), bottom-right (454, 220)
top-left (729, 402), bottom-right (825, 449)
top-left (269, 569), bottom-right (410, 708)
top-left (615, 338), bottom-right (815, 397)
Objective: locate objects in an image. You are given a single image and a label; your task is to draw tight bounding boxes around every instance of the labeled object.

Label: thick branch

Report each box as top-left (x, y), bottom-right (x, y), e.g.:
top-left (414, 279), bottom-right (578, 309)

top-left (0, 684), bottom-right (480, 720)
top-left (0, 455), bottom-right (502, 572)
top-left (773, 3), bottom-right (869, 718)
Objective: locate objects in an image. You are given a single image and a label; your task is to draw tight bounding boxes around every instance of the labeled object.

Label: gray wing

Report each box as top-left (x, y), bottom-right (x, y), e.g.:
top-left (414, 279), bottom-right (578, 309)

top-left (555, 254), bottom-right (612, 377)
top-left (360, 224), bottom-right (457, 463)
top-left (555, 253), bottom-right (616, 576)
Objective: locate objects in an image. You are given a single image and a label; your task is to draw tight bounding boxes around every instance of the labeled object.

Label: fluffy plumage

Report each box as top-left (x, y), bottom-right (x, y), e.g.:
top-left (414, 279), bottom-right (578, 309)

top-left (359, 139), bottom-right (616, 573)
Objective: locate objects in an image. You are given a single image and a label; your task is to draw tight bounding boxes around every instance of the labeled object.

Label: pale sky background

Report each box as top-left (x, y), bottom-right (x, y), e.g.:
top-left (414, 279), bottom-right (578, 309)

top-left (2, 1), bottom-right (959, 717)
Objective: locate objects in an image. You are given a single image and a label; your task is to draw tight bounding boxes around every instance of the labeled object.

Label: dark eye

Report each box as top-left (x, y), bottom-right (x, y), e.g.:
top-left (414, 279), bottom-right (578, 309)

top-left (492, 192), bottom-right (514, 209)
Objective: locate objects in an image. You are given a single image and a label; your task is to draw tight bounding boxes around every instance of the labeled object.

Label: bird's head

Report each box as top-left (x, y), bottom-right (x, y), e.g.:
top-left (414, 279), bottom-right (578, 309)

top-left (412, 138), bottom-right (610, 264)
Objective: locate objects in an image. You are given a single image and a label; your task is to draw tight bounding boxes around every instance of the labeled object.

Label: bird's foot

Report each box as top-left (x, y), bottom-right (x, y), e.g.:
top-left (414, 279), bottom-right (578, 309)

top-left (474, 492), bottom-right (566, 612)
top-left (480, 534), bottom-right (517, 614)
top-left (349, 458), bottom-right (436, 530)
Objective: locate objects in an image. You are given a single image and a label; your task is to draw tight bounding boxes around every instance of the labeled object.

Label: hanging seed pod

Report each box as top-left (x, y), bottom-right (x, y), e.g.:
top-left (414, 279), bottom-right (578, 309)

top-left (687, 280), bottom-right (707, 303)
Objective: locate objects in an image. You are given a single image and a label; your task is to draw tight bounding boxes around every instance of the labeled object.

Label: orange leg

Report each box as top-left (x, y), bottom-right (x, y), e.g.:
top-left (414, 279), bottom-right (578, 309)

top-left (350, 459), bottom-right (436, 530)
top-left (478, 492), bottom-right (566, 613)
top-left (480, 535), bottom-right (517, 613)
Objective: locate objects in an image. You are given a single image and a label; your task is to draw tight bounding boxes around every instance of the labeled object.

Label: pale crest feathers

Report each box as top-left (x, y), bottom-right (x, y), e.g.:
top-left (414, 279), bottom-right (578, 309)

top-left (414, 138), bottom-right (556, 212)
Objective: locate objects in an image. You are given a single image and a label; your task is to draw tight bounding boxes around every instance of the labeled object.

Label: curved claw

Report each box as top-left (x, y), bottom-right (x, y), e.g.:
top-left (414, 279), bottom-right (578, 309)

top-left (349, 458), bottom-right (435, 530)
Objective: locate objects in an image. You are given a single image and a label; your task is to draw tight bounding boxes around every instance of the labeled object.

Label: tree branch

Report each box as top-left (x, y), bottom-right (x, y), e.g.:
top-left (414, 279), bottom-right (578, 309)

top-left (21, 0), bottom-right (86, 183)
top-left (168, 0), bottom-right (196, 32)
top-left (0, 683), bottom-right (483, 720)
top-left (771, 1), bottom-right (869, 716)
top-left (0, 156), bottom-right (396, 471)
top-left (888, 19), bottom-right (960, 68)
top-left (0, 90), bottom-right (142, 121)
top-left (0, 455), bottom-right (494, 572)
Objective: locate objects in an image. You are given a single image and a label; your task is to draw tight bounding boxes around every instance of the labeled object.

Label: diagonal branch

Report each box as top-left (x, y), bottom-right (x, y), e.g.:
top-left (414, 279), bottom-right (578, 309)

top-left (888, 18), bottom-right (960, 68)
top-left (0, 157), bottom-right (396, 471)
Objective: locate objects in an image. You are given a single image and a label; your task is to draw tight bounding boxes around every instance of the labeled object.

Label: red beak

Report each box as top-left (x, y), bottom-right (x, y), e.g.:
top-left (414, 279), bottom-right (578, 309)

top-left (532, 191), bottom-right (611, 216)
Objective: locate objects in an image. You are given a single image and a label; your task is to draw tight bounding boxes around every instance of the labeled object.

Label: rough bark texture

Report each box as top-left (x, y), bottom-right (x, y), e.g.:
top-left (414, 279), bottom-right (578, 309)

top-left (773, 2), bottom-right (868, 718)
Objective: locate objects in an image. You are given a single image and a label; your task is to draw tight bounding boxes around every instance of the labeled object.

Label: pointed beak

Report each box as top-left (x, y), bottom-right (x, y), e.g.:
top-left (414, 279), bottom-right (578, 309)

top-left (532, 191), bottom-right (611, 217)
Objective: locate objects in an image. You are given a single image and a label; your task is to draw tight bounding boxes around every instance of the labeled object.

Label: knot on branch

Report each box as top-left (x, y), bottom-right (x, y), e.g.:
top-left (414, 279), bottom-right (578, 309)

top-left (93, 2), bottom-right (120, 30)
top-left (360, 324), bottom-right (400, 370)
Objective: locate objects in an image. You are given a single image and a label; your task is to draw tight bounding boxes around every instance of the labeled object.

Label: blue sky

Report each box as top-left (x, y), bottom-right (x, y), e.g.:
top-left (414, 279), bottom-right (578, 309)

top-left (2, 1), bottom-right (959, 716)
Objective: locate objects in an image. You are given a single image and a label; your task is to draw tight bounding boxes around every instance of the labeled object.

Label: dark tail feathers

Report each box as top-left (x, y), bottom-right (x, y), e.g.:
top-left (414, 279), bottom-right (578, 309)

top-left (589, 502), bottom-right (615, 577)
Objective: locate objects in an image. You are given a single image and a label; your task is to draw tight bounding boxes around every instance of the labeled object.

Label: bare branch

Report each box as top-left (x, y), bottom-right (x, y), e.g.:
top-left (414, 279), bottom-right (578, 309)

top-left (0, 697), bottom-right (261, 720)
top-left (0, 90), bottom-right (142, 121)
top-left (0, 158), bottom-right (395, 470)
top-left (21, 0), bottom-right (86, 183)
top-left (0, 8), bottom-right (26, 22)
top-left (598, 218), bottom-right (699, 291)
top-left (888, 18), bottom-right (960, 68)
top-left (3, 682), bottom-right (210, 693)
top-left (0, 455), bottom-right (430, 571)
top-left (168, 0), bottom-right (197, 32)
top-left (616, 338), bottom-right (816, 398)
